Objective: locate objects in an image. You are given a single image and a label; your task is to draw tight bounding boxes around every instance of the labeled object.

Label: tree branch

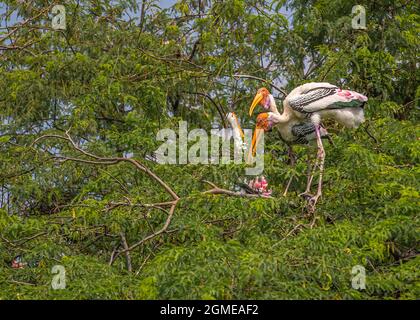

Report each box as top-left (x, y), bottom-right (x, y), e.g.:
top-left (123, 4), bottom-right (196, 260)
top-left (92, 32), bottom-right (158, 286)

top-left (31, 133), bottom-right (272, 269)
top-left (233, 74), bottom-right (288, 97)
top-left (203, 180), bottom-right (273, 198)
top-left (120, 232), bottom-right (132, 272)
top-left (184, 91), bottom-right (228, 128)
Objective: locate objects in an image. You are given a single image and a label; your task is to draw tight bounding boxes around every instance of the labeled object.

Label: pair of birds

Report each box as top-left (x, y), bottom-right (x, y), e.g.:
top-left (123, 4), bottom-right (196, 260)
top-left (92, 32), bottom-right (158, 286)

top-left (228, 82), bottom-right (368, 207)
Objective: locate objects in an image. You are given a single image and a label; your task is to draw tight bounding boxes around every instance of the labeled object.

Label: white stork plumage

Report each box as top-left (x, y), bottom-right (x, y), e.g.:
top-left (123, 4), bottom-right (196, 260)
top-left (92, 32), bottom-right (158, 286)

top-left (249, 83), bottom-right (368, 208)
top-left (248, 88), bottom-right (329, 147)
top-left (226, 112), bottom-right (245, 152)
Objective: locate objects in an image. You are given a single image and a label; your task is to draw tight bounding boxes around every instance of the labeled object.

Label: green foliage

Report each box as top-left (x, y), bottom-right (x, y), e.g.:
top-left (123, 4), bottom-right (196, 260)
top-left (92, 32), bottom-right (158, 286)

top-left (0, 0), bottom-right (418, 299)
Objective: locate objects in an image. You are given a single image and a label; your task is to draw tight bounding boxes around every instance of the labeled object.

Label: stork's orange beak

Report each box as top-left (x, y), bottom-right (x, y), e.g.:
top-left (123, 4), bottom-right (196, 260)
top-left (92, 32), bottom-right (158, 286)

top-left (249, 92), bottom-right (264, 116)
top-left (239, 125), bottom-right (244, 139)
top-left (247, 126), bottom-right (264, 161)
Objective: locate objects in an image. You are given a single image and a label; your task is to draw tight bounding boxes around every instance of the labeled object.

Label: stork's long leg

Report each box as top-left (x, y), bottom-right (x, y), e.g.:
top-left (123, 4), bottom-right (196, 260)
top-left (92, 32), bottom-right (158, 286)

top-left (283, 176), bottom-right (293, 197)
top-left (308, 124), bottom-right (325, 209)
top-left (299, 150), bottom-right (317, 198)
top-left (305, 151), bottom-right (317, 194)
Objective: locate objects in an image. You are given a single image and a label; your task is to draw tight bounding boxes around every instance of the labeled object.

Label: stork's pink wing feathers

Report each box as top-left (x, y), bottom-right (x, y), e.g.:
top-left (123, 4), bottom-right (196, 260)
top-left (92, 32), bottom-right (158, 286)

top-left (336, 88), bottom-right (368, 101)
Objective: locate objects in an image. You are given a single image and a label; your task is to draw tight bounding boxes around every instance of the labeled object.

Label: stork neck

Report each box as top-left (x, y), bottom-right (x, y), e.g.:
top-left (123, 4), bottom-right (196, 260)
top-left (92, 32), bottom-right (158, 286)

top-left (267, 95), bottom-right (279, 114)
top-left (270, 111), bottom-right (290, 124)
top-left (267, 95), bottom-right (290, 123)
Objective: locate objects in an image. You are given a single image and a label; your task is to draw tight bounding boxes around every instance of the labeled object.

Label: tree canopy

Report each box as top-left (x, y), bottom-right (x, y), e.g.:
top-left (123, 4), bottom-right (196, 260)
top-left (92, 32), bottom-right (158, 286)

top-left (0, 0), bottom-right (418, 299)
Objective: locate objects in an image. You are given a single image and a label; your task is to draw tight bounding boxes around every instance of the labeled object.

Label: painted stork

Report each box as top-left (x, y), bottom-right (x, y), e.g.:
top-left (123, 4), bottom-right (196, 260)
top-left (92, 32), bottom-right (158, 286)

top-left (248, 89), bottom-right (329, 150)
top-left (247, 88), bottom-right (329, 198)
top-left (249, 83), bottom-right (367, 207)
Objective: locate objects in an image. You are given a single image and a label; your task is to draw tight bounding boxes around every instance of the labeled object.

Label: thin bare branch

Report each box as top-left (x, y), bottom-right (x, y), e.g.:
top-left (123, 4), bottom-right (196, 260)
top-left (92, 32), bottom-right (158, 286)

top-left (203, 180), bottom-right (273, 198)
top-left (120, 232), bottom-right (132, 272)
top-left (31, 133), bottom-right (272, 269)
